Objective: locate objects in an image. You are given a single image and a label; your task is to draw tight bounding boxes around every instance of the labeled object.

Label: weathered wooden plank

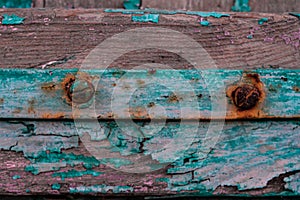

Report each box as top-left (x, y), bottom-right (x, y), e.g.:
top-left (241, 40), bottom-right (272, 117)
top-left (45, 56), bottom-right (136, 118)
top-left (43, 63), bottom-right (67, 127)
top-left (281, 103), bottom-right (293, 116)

top-left (0, 9), bottom-right (299, 70)
top-left (0, 120), bottom-right (299, 195)
top-left (0, 69), bottom-right (299, 120)
top-left (32, 0), bottom-right (125, 8)
top-left (142, 0), bottom-right (300, 13)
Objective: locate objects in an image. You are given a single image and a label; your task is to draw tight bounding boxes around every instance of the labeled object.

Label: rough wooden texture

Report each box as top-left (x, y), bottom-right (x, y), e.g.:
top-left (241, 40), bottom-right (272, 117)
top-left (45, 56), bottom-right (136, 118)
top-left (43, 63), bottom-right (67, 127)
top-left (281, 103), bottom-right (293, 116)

top-left (0, 9), bottom-right (299, 197)
top-left (142, 0), bottom-right (300, 13)
top-left (32, 0), bottom-right (124, 8)
top-left (0, 120), bottom-right (299, 196)
top-left (0, 9), bottom-right (299, 70)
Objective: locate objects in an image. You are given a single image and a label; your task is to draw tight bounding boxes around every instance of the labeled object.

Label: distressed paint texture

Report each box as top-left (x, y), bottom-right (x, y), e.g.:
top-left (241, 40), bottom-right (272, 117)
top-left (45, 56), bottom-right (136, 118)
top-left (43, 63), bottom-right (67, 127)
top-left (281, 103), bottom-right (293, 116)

top-left (231, 0), bottom-right (251, 12)
top-left (0, 120), bottom-right (299, 195)
top-left (105, 8), bottom-right (230, 18)
top-left (0, 69), bottom-right (299, 120)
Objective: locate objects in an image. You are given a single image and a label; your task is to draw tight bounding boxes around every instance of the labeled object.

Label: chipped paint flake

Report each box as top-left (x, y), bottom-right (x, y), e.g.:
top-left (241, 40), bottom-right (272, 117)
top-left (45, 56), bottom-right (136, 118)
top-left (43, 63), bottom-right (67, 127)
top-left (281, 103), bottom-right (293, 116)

top-left (132, 14), bottom-right (160, 23)
top-left (2, 14), bottom-right (25, 25)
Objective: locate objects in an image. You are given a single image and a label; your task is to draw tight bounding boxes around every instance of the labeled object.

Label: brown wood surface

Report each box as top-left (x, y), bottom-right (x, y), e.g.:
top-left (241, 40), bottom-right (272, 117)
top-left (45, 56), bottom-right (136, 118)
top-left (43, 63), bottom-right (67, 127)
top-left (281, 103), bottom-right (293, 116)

top-left (142, 0), bottom-right (300, 13)
top-left (32, 0), bottom-right (124, 8)
top-left (0, 9), bottom-right (299, 70)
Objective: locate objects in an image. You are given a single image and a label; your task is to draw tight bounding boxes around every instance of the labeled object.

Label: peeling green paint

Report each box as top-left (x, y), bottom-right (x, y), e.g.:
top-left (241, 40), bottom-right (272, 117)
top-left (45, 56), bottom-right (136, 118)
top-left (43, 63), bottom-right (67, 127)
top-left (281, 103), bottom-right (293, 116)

top-left (100, 158), bottom-right (133, 168)
top-left (200, 20), bottom-right (210, 26)
top-left (51, 183), bottom-right (61, 190)
top-left (52, 169), bottom-right (103, 180)
top-left (12, 175), bottom-right (21, 180)
top-left (25, 151), bottom-right (101, 174)
top-left (290, 13), bottom-right (300, 19)
top-left (105, 9), bottom-right (230, 18)
top-left (123, 0), bottom-right (140, 9)
top-left (232, 0), bottom-right (251, 12)
top-left (0, 0), bottom-right (31, 8)
top-left (132, 14), bottom-right (159, 23)
top-left (247, 34), bottom-right (253, 39)
top-left (258, 18), bottom-right (268, 25)
top-left (70, 185), bottom-right (133, 194)
top-left (2, 14), bottom-right (25, 25)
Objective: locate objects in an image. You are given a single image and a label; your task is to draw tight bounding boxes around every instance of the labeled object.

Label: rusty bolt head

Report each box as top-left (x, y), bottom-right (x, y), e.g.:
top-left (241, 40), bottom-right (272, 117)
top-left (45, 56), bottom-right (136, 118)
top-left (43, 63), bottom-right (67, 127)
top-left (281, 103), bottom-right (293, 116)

top-left (232, 84), bottom-right (260, 110)
top-left (67, 79), bottom-right (95, 104)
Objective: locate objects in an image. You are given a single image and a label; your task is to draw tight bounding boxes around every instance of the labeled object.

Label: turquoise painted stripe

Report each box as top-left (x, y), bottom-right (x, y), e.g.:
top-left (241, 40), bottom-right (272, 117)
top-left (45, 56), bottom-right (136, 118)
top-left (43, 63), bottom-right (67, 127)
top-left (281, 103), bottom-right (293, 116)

top-left (0, 69), bottom-right (298, 120)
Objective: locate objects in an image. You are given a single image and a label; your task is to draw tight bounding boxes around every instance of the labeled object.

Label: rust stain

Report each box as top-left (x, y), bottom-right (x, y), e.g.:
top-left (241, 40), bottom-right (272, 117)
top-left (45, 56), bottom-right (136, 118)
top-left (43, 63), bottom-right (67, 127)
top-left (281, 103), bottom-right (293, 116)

top-left (12, 109), bottom-right (21, 114)
top-left (148, 102), bottom-right (155, 108)
top-left (226, 73), bottom-right (266, 119)
top-left (61, 74), bottom-right (76, 105)
top-left (293, 86), bottom-right (300, 92)
top-left (28, 99), bottom-right (36, 114)
top-left (41, 112), bottom-right (65, 119)
top-left (0, 98), bottom-right (3, 104)
top-left (168, 94), bottom-right (182, 103)
top-left (41, 82), bottom-right (57, 92)
top-left (137, 79), bottom-right (145, 85)
top-left (129, 107), bottom-right (150, 119)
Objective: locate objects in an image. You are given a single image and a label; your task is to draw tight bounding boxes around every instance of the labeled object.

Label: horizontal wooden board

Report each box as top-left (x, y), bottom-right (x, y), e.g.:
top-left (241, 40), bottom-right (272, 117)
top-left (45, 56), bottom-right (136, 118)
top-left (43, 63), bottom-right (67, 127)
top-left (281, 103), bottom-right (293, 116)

top-left (0, 69), bottom-right (299, 120)
top-left (142, 0), bottom-right (300, 13)
top-left (0, 9), bottom-right (300, 70)
top-left (0, 119), bottom-right (299, 196)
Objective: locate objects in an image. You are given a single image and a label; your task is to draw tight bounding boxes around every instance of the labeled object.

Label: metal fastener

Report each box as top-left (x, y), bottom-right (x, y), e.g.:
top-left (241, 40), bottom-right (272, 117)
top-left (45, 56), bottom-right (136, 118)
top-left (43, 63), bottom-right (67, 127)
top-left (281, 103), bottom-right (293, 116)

top-left (232, 84), bottom-right (260, 110)
top-left (66, 79), bottom-right (95, 104)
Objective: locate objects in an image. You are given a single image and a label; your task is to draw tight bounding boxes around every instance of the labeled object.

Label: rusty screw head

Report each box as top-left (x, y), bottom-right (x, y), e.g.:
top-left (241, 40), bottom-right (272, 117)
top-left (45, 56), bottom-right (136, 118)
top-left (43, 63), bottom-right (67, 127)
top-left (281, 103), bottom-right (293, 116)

top-left (66, 79), bottom-right (95, 104)
top-left (232, 84), bottom-right (260, 110)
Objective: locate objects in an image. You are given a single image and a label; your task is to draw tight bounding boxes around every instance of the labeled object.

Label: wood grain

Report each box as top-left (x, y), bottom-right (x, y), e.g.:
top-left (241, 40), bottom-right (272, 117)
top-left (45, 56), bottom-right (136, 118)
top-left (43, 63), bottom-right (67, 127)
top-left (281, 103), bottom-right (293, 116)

top-left (0, 9), bottom-right (299, 70)
top-left (142, 0), bottom-right (300, 13)
top-left (32, 0), bottom-right (124, 8)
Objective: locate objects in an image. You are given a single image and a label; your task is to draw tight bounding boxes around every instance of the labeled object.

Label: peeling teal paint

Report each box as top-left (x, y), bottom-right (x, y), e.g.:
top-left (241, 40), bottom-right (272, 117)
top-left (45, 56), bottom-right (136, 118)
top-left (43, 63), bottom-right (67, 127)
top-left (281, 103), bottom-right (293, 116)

top-left (232, 0), bottom-right (251, 12)
top-left (105, 9), bottom-right (230, 18)
top-left (100, 158), bottom-right (133, 168)
top-left (290, 13), bottom-right (300, 19)
top-left (2, 14), bottom-right (25, 25)
top-left (51, 183), bottom-right (61, 190)
top-left (200, 20), bottom-right (210, 26)
top-left (70, 185), bottom-right (133, 194)
top-left (132, 14), bottom-right (160, 23)
top-left (0, 0), bottom-right (31, 8)
top-left (123, 0), bottom-right (140, 9)
top-left (247, 34), bottom-right (253, 39)
top-left (12, 175), bottom-right (21, 180)
top-left (25, 151), bottom-right (101, 174)
top-left (258, 18), bottom-right (268, 25)
top-left (52, 169), bottom-right (103, 180)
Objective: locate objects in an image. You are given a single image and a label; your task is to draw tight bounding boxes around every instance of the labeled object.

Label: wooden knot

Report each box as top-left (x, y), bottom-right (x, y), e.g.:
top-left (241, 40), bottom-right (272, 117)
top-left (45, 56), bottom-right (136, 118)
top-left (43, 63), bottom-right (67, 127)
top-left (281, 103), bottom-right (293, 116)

top-left (232, 84), bottom-right (260, 110)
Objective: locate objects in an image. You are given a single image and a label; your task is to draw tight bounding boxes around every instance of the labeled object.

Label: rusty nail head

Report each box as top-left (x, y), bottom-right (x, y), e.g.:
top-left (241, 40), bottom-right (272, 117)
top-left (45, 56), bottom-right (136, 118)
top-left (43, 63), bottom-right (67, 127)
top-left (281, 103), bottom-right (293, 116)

top-left (232, 84), bottom-right (260, 110)
top-left (66, 79), bottom-right (95, 104)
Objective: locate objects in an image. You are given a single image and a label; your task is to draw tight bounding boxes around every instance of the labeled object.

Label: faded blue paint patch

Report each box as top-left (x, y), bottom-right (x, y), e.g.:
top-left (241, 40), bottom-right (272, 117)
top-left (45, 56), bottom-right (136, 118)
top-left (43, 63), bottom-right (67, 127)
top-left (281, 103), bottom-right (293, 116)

top-left (232, 0), bottom-right (251, 12)
top-left (200, 20), bottom-right (210, 26)
top-left (105, 9), bottom-right (229, 18)
top-left (12, 175), bottom-right (21, 180)
top-left (52, 183), bottom-right (61, 190)
top-left (52, 169), bottom-right (103, 180)
top-left (0, 0), bottom-right (31, 8)
top-left (132, 14), bottom-right (160, 23)
top-left (247, 34), bottom-right (253, 39)
top-left (123, 0), bottom-right (140, 9)
top-left (70, 185), bottom-right (133, 194)
top-left (100, 158), bottom-right (133, 168)
top-left (258, 18), bottom-right (268, 25)
top-left (2, 14), bottom-right (25, 25)
top-left (185, 11), bottom-right (229, 18)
